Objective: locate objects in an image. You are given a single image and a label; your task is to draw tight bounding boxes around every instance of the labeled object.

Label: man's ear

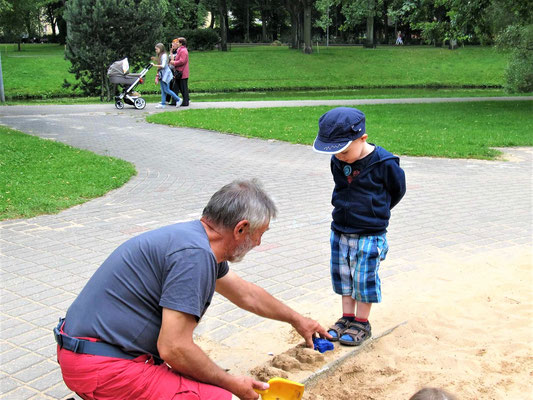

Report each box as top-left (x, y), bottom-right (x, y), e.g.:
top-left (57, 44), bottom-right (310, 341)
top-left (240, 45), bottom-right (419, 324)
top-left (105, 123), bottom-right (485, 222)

top-left (234, 220), bottom-right (249, 237)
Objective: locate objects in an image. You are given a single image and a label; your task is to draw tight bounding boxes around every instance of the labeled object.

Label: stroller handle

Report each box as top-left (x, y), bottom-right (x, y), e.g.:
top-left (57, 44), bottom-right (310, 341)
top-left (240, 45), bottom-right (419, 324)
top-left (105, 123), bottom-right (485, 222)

top-left (145, 63), bottom-right (153, 70)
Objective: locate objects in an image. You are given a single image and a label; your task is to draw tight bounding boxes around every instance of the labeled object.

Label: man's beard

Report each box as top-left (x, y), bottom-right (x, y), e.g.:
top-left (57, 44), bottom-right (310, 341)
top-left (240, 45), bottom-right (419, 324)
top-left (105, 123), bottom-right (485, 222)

top-left (229, 235), bottom-right (254, 263)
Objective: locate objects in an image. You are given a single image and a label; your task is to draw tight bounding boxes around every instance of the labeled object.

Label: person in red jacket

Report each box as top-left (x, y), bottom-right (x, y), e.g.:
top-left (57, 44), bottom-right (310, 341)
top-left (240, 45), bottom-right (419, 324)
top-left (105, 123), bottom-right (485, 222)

top-left (169, 37), bottom-right (190, 107)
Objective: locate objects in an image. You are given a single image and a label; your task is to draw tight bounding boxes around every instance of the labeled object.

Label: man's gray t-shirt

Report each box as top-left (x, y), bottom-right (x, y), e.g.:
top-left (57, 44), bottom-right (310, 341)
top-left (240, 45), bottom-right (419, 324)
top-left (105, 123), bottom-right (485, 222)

top-left (64, 220), bottom-right (229, 358)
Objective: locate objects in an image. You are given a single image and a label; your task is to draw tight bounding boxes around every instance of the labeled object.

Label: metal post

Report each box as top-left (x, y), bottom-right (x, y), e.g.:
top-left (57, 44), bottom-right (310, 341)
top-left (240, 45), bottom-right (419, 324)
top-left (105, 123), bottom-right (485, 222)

top-left (0, 52), bottom-right (5, 103)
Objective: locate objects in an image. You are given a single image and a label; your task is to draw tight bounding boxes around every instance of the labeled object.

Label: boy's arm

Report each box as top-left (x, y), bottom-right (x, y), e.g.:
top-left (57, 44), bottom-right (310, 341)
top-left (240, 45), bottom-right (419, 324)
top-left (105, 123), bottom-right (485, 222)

top-left (385, 160), bottom-right (406, 209)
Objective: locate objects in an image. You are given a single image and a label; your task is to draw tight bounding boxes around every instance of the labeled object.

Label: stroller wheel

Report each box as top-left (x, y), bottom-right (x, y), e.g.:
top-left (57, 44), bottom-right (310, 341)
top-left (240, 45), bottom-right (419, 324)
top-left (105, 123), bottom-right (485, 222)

top-left (115, 100), bottom-right (124, 110)
top-left (134, 97), bottom-right (146, 110)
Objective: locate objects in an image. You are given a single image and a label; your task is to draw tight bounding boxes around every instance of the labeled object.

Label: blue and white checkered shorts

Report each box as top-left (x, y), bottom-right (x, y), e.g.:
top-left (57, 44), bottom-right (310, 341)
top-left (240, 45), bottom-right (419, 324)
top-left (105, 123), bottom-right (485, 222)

top-left (330, 230), bottom-right (388, 303)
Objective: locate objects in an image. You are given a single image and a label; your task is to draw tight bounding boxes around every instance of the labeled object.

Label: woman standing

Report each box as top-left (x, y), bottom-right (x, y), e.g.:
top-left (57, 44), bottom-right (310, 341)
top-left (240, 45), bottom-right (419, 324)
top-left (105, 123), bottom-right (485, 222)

top-left (170, 37), bottom-right (190, 107)
top-left (151, 43), bottom-right (182, 109)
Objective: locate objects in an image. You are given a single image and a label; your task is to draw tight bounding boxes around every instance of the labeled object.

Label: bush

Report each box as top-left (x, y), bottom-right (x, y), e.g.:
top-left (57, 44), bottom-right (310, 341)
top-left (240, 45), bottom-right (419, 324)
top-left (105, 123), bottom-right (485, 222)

top-left (176, 28), bottom-right (219, 51)
top-left (504, 49), bottom-right (533, 92)
top-left (497, 24), bottom-right (533, 93)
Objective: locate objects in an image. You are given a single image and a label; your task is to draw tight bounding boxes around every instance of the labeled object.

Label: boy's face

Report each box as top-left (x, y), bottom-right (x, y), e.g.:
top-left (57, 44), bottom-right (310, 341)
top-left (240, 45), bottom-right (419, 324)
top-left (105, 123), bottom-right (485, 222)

top-left (334, 134), bottom-right (368, 164)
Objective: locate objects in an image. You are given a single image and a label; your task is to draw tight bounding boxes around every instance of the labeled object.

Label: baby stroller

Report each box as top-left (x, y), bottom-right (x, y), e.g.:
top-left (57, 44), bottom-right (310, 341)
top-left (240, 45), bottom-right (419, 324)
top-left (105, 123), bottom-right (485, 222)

top-left (107, 58), bottom-right (153, 110)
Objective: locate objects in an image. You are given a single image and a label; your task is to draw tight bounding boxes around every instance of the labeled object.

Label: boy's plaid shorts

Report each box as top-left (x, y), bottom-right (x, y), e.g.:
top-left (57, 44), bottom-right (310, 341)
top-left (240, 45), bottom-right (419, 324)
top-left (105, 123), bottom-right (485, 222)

top-left (330, 230), bottom-right (388, 303)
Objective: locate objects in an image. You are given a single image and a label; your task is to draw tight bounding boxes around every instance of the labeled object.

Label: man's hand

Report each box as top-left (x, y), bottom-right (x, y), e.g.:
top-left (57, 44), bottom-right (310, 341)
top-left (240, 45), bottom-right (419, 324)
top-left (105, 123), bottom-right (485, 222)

top-left (292, 315), bottom-right (332, 348)
top-left (229, 376), bottom-right (268, 400)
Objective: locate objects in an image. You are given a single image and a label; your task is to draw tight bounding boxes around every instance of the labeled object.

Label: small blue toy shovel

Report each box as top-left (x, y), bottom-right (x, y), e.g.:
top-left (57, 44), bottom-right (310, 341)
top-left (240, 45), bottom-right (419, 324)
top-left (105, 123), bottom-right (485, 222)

top-left (253, 377), bottom-right (305, 400)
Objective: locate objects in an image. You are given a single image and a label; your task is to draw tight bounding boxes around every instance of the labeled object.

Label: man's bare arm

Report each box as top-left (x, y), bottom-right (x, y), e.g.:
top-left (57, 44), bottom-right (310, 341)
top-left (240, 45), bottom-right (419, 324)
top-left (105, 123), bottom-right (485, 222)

top-left (157, 308), bottom-right (266, 399)
top-left (216, 271), bottom-right (331, 347)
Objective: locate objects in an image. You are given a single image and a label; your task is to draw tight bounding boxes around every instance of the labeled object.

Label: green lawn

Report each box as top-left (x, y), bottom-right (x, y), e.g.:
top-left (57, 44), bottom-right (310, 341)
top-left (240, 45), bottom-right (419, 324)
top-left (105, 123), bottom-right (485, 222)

top-left (147, 100), bottom-right (533, 160)
top-left (1, 43), bottom-right (512, 100)
top-left (0, 126), bottom-right (136, 220)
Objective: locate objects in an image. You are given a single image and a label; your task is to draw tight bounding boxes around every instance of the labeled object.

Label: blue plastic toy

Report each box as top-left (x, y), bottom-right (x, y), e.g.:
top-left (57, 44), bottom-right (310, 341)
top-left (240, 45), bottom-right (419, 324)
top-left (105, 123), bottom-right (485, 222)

top-left (313, 337), bottom-right (334, 353)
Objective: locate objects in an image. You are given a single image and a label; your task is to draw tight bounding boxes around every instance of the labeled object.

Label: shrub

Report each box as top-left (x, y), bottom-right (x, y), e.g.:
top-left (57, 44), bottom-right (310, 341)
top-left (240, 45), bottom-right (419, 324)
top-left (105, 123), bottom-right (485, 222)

top-left (497, 24), bottom-right (533, 93)
top-left (504, 49), bottom-right (533, 92)
top-left (176, 28), bottom-right (219, 51)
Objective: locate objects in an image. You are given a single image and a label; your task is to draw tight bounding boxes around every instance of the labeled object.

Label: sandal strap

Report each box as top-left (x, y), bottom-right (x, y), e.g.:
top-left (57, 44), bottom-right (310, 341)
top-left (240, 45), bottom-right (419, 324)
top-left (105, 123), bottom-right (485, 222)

top-left (328, 317), bottom-right (350, 334)
top-left (343, 321), bottom-right (371, 336)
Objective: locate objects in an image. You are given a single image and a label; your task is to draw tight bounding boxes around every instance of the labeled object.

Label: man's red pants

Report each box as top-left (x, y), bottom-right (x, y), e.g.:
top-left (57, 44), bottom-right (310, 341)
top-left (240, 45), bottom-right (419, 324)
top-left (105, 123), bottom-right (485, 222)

top-left (57, 345), bottom-right (232, 400)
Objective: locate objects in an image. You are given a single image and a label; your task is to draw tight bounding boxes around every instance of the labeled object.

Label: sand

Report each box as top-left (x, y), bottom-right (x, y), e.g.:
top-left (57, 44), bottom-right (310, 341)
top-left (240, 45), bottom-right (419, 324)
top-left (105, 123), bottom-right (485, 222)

top-left (240, 246), bottom-right (533, 399)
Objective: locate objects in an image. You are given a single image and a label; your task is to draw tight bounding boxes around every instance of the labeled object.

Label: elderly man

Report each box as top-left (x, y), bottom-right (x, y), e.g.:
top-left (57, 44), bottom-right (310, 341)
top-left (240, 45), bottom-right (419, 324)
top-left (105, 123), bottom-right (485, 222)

top-left (54, 179), bottom-right (330, 400)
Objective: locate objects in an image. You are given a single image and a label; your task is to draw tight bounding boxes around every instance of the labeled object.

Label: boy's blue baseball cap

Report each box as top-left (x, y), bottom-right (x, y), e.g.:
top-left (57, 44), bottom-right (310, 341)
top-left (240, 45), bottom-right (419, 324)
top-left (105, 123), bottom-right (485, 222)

top-left (313, 107), bottom-right (366, 154)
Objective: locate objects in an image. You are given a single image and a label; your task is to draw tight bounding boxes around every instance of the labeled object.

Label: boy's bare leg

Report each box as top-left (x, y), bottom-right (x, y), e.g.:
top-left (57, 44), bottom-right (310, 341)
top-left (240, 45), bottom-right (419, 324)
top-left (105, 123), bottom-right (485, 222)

top-left (342, 295), bottom-right (356, 314)
top-left (355, 301), bottom-right (372, 320)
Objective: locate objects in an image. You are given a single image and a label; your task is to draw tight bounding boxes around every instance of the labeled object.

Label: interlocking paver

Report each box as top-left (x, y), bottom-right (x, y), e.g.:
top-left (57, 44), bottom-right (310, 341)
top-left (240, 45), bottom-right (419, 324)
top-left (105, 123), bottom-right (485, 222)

top-left (13, 360), bottom-right (57, 383)
top-left (0, 385), bottom-right (38, 400)
top-left (0, 101), bottom-right (531, 398)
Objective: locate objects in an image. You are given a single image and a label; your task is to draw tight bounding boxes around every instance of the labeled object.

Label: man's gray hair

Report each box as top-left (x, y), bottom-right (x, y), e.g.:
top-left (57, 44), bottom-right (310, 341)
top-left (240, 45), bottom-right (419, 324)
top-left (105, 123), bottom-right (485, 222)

top-left (202, 179), bottom-right (277, 231)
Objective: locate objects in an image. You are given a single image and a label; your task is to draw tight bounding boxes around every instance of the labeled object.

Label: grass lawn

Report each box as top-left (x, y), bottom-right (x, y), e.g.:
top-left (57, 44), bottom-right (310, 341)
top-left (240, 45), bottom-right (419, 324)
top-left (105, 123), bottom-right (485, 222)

top-left (0, 126), bottom-right (136, 220)
top-left (1, 43), bottom-right (513, 101)
top-left (147, 100), bottom-right (533, 160)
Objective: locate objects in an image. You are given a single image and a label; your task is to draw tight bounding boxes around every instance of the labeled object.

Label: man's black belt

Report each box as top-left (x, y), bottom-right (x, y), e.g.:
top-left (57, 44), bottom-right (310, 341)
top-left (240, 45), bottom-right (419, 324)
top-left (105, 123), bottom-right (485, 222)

top-left (54, 318), bottom-right (137, 361)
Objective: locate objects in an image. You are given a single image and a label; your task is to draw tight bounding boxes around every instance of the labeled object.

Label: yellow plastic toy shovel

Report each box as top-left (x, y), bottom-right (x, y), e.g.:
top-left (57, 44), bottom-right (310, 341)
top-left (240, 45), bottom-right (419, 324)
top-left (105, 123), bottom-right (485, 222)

top-left (254, 377), bottom-right (305, 400)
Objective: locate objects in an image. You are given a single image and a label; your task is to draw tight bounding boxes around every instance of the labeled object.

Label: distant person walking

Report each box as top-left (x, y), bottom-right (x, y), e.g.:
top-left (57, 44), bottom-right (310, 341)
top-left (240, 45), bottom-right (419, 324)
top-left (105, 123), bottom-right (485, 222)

top-left (151, 43), bottom-right (182, 109)
top-left (169, 37), bottom-right (190, 107)
top-left (396, 31), bottom-right (404, 45)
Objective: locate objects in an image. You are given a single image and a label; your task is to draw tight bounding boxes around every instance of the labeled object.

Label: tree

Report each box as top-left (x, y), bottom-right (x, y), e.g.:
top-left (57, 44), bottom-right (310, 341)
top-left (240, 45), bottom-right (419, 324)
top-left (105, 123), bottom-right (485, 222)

top-left (0, 0), bottom-right (40, 50)
top-left (43, 0), bottom-right (67, 43)
top-left (217, 0), bottom-right (229, 50)
top-left (315, 0), bottom-right (333, 45)
top-left (334, 0), bottom-right (378, 46)
top-left (491, 0), bottom-right (532, 92)
top-left (285, 0), bottom-right (301, 48)
top-left (302, 0), bottom-right (313, 53)
top-left (64, 0), bottom-right (168, 100)
top-left (163, 0), bottom-right (209, 37)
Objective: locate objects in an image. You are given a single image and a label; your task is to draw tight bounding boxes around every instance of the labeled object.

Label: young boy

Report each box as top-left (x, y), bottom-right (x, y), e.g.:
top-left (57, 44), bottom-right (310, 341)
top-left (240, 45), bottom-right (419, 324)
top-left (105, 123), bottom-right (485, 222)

top-left (313, 107), bottom-right (406, 346)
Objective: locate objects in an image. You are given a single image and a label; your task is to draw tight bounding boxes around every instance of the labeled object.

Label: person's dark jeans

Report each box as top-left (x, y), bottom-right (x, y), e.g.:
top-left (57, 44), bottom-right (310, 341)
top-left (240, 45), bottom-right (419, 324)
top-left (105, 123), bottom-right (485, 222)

top-left (177, 78), bottom-right (189, 106)
top-left (168, 78), bottom-right (189, 106)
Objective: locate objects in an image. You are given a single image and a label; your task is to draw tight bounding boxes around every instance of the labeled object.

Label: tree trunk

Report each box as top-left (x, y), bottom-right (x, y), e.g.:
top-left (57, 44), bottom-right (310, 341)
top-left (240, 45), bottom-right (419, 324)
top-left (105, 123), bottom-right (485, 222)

top-left (261, 9), bottom-right (268, 42)
top-left (285, 1), bottom-right (300, 49)
top-left (302, 0), bottom-right (312, 54)
top-left (291, 13), bottom-right (299, 48)
top-left (46, 6), bottom-right (57, 42)
top-left (100, 70), bottom-right (105, 101)
top-left (245, 1), bottom-right (250, 43)
top-left (383, 2), bottom-right (389, 44)
top-left (218, 0), bottom-right (228, 51)
top-left (209, 9), bottom-right (215, 29)
top-left (364, 16), bottom-right (375, 48)
top-left (364, 0), bottom-right (375, 48)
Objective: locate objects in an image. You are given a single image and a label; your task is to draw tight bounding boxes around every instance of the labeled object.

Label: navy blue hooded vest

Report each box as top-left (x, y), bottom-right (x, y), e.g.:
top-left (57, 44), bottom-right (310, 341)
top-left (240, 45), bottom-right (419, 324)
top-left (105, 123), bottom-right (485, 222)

top-left (330, 145), bottom-right (406, 235)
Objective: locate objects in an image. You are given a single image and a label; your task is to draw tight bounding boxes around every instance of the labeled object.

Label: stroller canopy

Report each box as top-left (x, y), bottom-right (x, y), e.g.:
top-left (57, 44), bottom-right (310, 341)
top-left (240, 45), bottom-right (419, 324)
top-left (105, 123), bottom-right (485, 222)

top-left (107, 58), bottom-right (130, 76)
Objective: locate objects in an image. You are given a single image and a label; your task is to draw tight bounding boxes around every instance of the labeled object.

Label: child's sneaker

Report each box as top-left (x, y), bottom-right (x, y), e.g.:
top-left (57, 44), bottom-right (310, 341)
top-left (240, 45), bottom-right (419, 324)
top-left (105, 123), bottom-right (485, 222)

top-left (155, 104), bottom-right (165, 109)
top-left (176, 98), bottom-right (183, 107)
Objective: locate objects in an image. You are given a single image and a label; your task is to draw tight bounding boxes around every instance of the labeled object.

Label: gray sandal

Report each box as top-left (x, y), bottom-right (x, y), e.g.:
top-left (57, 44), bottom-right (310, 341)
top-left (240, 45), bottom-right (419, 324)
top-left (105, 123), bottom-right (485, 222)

top-left (327, 317), bottom-right (350, 342)
top-left (339, 321), bottom-right (372, 346)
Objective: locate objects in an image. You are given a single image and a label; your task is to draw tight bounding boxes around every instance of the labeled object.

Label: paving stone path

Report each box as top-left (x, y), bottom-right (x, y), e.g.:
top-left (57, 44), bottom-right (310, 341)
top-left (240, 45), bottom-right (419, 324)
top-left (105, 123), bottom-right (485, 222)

top-left (0, 100), bottom-right (531, 399)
